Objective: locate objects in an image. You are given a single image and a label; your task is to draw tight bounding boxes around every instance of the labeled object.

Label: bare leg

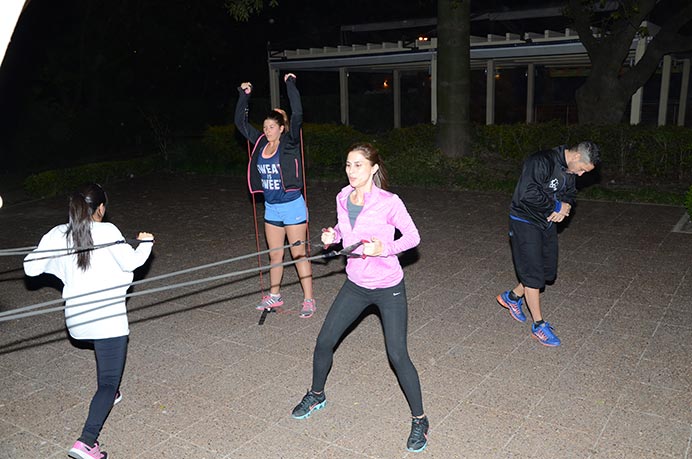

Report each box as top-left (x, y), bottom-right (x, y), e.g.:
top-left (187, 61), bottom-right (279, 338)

top-left (516, 284), bottom-right (543, 322)
top-left (511, 282), bottom-right (524, 298)
top-left (264, 223), bottom-right (287, 294)
top-left (285, 223), bottom-right (313, 299)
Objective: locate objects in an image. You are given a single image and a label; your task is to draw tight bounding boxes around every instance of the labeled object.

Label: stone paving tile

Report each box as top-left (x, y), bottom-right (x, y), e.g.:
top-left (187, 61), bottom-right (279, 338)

top-left (590, 445), bottom-right (680, 459)
top-left (506, 418), bottom-right (597, 458)
top-left (2, 174), bottom-right (692, 458)
top-left (532, 391), bottom-right (614, 435)
top-left (29, 401), bottom-right (88, 446)
top-left (548, 369), bottom-right (626, 405)
top-left (315, 446), bottom-right (373, 458)
top-left (662, 306), bottom-right (692, 328)
top-left (467, 377), bottom-right (546, 416)
top-left (0, 430), bottom-right (63, 458)
top-left (230, 425), bottom-right (331, 458)
top-left (646, 323), bottom-right (692, 352)
top-left (101, 416), bottom-right (172, 458)
top-left (0, 386), bottom-right (82, 431)
top-left (438, 344), bottom-right (507, 377)
top-left (632, 354), bottom-right (692, 390)
top-left (616, 381), bottom-right (692, 424)
top-left (489, 356), bottom-right (562, 388)
top-left (134, 389), bottom-right (218, 435)
top-left (0, 418), bottom-right (22, 441)
top-left (596, 312), bottom-right (660, 338)
top-left (331, 410), bottom-right (413, 458)
top-left (177, 409), bottom-right (271, 454)
top-left (0, 372), bottom-right (46, 405)
top-left (596, 408), bottom-right (691, 458)
top-left (143, 436), bottom-right (218, 459)
top-left (435, 401), bottom-right (524, 451)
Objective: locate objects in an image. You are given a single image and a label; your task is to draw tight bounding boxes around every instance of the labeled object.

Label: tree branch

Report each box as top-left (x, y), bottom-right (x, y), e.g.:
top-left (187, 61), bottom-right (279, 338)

top-left (621, 1), bottom-right (692, 92)
top-left (567, 0), bottom-right (598, 52)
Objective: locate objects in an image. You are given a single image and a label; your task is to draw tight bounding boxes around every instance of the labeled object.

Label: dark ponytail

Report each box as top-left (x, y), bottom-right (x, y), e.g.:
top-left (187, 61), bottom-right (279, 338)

top-left (66, 184), bottom-right (107, 270)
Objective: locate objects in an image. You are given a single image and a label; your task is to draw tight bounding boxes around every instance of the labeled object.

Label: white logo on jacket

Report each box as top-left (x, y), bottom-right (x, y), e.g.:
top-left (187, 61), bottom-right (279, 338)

top-left (549, 178), bottom-right (559, 191)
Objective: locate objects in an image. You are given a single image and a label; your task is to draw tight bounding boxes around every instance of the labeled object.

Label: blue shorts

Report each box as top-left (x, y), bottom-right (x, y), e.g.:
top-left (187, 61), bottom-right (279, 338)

top-left (265, 195), bottom-right (308, 227)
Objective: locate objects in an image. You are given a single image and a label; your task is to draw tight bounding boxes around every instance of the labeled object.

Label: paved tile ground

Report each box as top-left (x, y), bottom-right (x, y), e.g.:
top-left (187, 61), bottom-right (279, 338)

top-left (1, 173), bottom-right (691, 458)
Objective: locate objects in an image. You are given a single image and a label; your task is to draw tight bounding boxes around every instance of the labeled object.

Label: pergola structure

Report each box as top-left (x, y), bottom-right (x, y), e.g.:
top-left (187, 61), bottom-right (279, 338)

top-left (267, 22), bottom-right (691, 128)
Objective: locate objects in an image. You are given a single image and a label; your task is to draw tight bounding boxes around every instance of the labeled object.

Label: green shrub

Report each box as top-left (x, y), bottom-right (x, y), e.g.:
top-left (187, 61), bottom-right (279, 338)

top-left (24, 156), bottom-right (159, 198)
top-left (200, 125), bottom-right (246, 171)
top-left (22, 122), bottom-right (692, 206)
top-left (686, 185), bottom-right (692, 219)
top-left (301, 123), bottom-right (366, 180)
top-left (169, 127), bottom-right (247, 175)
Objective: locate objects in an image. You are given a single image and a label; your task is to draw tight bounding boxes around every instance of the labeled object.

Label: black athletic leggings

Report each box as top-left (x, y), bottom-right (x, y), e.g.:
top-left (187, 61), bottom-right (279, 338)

top-left (79, 335), bottom-right (128, 446)
top-left (311, 278), bottom-right (424, 417)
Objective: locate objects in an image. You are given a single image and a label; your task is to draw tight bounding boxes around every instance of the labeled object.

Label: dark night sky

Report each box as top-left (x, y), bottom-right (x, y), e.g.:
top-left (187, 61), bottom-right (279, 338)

top-left (0, 0), bottom-right (561, 171)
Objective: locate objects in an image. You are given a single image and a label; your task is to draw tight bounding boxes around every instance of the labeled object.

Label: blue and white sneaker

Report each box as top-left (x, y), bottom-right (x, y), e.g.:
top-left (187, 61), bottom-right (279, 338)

top-left (407, 416), bottom-right (429, 452)
top-left (291, 390), bottom-right (326, 419)
top-left (532, 321), bottom-right (561, 347)
top-left (496, 291), bottom-right (527, 323)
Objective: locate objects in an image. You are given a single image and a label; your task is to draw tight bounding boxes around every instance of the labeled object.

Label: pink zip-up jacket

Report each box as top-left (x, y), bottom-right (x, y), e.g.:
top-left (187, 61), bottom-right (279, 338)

top-left (330, 184), bottom-right (420, 289)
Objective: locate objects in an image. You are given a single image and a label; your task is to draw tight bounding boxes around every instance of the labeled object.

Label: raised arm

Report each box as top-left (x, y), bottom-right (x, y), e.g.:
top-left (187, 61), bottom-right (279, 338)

top-left (234, 83), bottom-right (261, 144)
top-left (284, 74), bottom-right (303, 143)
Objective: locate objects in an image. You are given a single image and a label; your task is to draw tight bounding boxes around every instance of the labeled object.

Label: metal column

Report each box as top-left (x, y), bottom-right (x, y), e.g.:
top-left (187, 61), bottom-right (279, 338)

top-left (630, 38), bottom-right (647, 125)
top-left (526, 63), bottom-right (535, 124)
top-left (393, 70), bottom-right (401, 129)
top-left (678, 58), bottom-right (690, 127)
top-left (658, 55), bottom-right (672, 126)
top-left (430, 54), bottom-right (437, 125)
top-left (339, 67), bottom-right (349, 126)
top-left (269, 67), bottom-right (280, 110)
top-left (486, 60), bottom-right (495, 125)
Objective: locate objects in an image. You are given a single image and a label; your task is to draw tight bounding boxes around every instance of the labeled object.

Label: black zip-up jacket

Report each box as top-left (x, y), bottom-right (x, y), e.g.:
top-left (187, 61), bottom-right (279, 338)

top-left (234, 77), bottom-right (303, 193)
top-left (509, 145), bottom-right (577, 230)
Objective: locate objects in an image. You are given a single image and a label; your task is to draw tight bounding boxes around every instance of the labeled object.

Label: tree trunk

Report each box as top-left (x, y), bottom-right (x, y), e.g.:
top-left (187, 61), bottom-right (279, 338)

top-left (437, 0), bottom-right (470, 157)
top-left (575, 64), bottom-right (630, 124)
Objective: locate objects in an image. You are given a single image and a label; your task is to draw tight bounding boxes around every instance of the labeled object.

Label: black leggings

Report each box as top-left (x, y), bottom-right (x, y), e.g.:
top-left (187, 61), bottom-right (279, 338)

top-left (79, 335), bottom-right (128, 446)
top-left (311, 279), bottom-right (424, 417)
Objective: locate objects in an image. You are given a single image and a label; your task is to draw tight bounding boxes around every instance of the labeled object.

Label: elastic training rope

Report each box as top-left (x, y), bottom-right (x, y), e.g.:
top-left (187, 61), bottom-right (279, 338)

top-left (2, 239), bottom-right (151, 258)
top-left (0, 240), bottom-right (305, 320)
top-left (0, 245), bottom-right (38, 254)
top-left (248, 137), bottom-right (266, 297)
top-left (299, 127), bottom-right (311, 255)
top-left (0, 238), bottom-right (364, 323)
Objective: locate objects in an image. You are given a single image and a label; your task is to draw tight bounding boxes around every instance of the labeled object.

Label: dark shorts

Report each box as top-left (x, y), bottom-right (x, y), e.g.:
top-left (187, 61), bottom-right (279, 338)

top-left (509, 218), bottom-right (558, 289)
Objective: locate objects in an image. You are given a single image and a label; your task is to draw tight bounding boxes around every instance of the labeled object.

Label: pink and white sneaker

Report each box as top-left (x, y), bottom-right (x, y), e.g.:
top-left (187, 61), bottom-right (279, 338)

top-left (299, 299), bottom-right (316, 318)
top-left (256, 294), bottom-right (284, 310)
top-left (68, 440), bottom-right (107, 459)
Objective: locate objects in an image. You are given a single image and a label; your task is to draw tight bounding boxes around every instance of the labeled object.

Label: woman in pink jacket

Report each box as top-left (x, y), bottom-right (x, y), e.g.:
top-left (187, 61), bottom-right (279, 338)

top-left (290, 143), bottom-right (428, 453)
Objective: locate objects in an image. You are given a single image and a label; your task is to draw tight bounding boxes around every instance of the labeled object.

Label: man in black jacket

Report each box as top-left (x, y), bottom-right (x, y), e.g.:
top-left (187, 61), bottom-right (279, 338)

top-left (496, 141), bottom-right (601, 346)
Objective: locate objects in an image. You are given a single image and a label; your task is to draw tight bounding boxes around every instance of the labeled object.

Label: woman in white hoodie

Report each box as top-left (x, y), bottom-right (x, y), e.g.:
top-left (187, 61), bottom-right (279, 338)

top-left (24, 183), bottom-right (153, 459)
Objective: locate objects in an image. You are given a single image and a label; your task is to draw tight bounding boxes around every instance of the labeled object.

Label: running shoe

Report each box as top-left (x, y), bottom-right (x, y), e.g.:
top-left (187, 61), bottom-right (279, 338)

top-left (256, 294), bottom-right (284, 311)
top-left (532, 321), bottom-right (561, 347)
top-left (496, 290), bottom-right (527, 323)
top-left (299, 299), bottom-right (316, 318)
top-left (68, 440), bottom-right (107, 459)
top-left (406, 416), bottom-right (429, 453)
top-left (291, 390), bottom-right (326, 419)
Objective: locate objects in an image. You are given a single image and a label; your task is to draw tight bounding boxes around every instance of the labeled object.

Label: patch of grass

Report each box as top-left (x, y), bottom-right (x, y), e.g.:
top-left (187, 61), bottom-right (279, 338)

top-left (580, 185), bottom-right (685, 206)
